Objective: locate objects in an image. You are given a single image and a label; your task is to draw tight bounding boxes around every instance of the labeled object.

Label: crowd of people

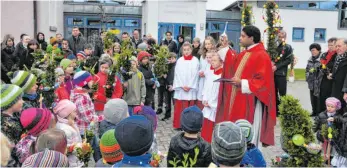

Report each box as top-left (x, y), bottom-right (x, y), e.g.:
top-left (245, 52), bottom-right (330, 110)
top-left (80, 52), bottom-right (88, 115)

top-left (1, 24), bottom-right (347, 167)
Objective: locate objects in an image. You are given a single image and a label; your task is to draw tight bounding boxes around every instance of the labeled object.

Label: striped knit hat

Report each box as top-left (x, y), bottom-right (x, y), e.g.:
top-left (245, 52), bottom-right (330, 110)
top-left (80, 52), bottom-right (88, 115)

top-left (22, 149), bottom-right (69, 167)
top-left (77, 51), bottom-right (87, 59)
top-left (100, 129), bottom-right (123, 163)
top-left (73, 71), bottom-right (92, 87)
top-left (235, 119), bottom-right (254, 143)
top-left (10, 71), bottom-right (37, 92)
top-left (1, 84), bottom-right (23, 111)
top-left (20, 108), bottom-right (52, 136)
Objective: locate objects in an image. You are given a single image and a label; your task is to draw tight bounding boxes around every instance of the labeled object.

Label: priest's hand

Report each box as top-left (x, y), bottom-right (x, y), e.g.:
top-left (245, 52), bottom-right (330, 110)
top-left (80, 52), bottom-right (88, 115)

top-left (199, 71), bottom-right (205, 77)
top-left (231, 77), bottom-right (241, 87)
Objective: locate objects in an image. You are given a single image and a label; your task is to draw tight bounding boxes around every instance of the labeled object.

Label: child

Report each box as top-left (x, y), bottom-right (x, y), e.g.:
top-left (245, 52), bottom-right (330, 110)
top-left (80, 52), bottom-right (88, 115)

top-left (133, 105), bottom-right (158, 154)
top-left (236, 119), bottom-right (266, 167)
top-left (1, 84), bottom-right (24, 144)
top-left (67, 54), bottom-right (77, 68)
top-left (332, 110), bottom-right (347, 167)
top-left (123, 57), bottom-right (146, 115)
top-left (54, 67), bottom-right (69, 103)
top-left (113, 115), bottom-right (154, 167)
top-left (10, 70), bottom-right (42, 110)
top-left (16, 108), bottom-right (52, 163)
top-left (138, 51), bottom-right (156, 108)
top-left (201, 52), bottom-right (223, 143)
top-left (22, 149), bottom-right (69, 167)
top-left (197, 36), bottom-right (216, 110)
top-left (35, 128), bottom-right (68, 154)
top-left (161, 52), bottom-right (177, 121)
top-left (210, 121), bottom-right (247, 167)
top-left (96, 129), bottom-right (123, 167)
top-left (172, 42), bottom-right (199, 129)
top-left (98, 98), bottom-right (129, 138)
top-left (93, 58), bottom-right (123, 115)
top-left (59, 59), bottom-right (75, 95)
top-left (306, 43), bottom-right (322, 116)
top-left (54, 100), bottom-right (83, 167)
top-left (77, 43), bottom-right (93, 60)
top-left (113, 42), bottom-right (121, 54)
top-left (70, 70), bottom-right (104, 134)
top-left (167, 106), bottom-right (212, 167)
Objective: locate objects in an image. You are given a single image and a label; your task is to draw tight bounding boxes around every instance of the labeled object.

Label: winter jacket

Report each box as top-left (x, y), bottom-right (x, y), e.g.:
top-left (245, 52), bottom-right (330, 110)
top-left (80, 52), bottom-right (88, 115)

top-left (318, 51), bottom-right (337, 108)
top-left (138, 64), bottom-right (155, 89)
top-left (167, 132), bottom-right (212, 167)
top-left (160, 39), bottom-right (177, 53)
top-left (335, 112), bottom-right (347, 157)
top-left (1, 112), bottom-right (23, 144)
top-left (26, 48), bottom-right (36, 68)
top-left (1, 47), bottom-right (15, 83)
top-left (192, 45), bottom-right (201, 60)
top-left (13, 42), bottom-right (28, 70)
top-left (63, 49), bottom-right (73, 58)
top-left (131, 37), bottom-right (143, 49)
top-left (331, 52), bottom-right (347, 109)
top-left (123, 70), bottom-right (146, 106)
top-left (306, 55), bottom-right (321, 96)
top-left (94, 37), bottom-right (104, 57)
top-left (54, 83), bottom-right (70, 102)
top-left (166, 62), bottom-right (176, 86)
top-left (93, 72), bottom-right (123, 111)
top-left (113, 153), bottom-right (152, 167)
top-left (274, 43), bottom-right (293, 77)
top-left (177, 42), bottom-right (184, 58)
top-left (240, 144), bottom-right (266, 167)
top-left (65, 76), bottom-right (74, 95)
top-left (22, 94), bottom-right (42, 110)
top-left (313, 111), bottom-right (342, 143)
top-left (67, 34), bottom-right (87, 55)
top-left (98, 120), bottom-right (117, 138)
top-left (37, 40), bottom-right (47, 51)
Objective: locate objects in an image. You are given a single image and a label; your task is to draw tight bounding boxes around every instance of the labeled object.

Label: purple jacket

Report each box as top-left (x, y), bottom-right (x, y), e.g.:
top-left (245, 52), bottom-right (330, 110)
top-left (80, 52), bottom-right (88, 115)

top-left (65, 76), bottom-right (74, 95)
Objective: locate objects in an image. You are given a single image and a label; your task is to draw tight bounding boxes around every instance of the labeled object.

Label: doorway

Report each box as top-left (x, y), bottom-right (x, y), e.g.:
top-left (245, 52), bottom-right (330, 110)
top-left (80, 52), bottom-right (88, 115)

top-left (158, 23), bottom-right (195, 43)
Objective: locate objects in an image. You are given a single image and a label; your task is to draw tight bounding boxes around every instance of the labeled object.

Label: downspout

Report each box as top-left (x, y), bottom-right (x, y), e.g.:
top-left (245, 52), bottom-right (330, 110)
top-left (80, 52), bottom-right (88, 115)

top-left (33, 0), bottom-right (38, 36)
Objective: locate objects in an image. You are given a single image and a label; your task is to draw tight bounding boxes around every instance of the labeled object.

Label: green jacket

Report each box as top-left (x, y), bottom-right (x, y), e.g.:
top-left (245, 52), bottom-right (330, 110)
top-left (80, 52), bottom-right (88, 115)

top-left (123, 70), bottom-right (146, 106)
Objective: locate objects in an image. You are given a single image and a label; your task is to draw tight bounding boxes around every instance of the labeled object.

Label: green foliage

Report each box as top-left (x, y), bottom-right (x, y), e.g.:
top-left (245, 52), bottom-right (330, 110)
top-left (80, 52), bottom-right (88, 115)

top-left (264, 1), bottom-right (279, 61)
top-left (321, 124), bottom-right (338, 140)
top-left (154, 46), bottom-right (169, 77)
top-left (278, 95), bottom-right (324, 167)
top-left (241, 5), bottom-right (253, 26)
top-left (30, 49), bottom-right (44, 62)
top-left (115, 39), bottom-right (134, 81)
top-left (104, 31), bottom-right (116, 50)
top-left (105, 64), bottom-right (117, 98)
top-left (169, 147), bottom-right (200, 168)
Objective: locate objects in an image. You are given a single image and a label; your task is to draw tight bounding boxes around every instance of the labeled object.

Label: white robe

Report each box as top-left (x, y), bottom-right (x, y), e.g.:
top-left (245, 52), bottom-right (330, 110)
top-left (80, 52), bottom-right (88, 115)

top-left (197, 57), bottom-right (209, 101)
top-left (173, 56), bottom-right (200, 100)
top-left (202, 69), bottom-right (221, 122)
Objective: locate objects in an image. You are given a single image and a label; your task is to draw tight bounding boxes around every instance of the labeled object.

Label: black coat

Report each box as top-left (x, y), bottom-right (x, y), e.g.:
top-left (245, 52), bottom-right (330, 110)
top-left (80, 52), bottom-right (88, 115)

top-left (166, 62), bottom-right (176, 86)
top-left (131, 37), bottom-right (143, 49)
top-left (1, 47), bottom-right (15, 83)
top-left (306, 56), bottom-right (321, 96)
top-left (67, 34), bottom-right (87, 55)
top-left (94, 38), bottom-right (104, 57)
top-left (160, 39), bottom-right (177, 54)
top-left (37, 40), bottom-right (47, 51)
top-left (13, 42), bottom-right (29, 70)
top-left (167, 132), bottom-right (212, 167)
top-left (335, 112), bottom-right (347, 157)
top-left (313, 111), bottom-right (342, 143)
top-left (343, 73), bottom-right (347, 93)
top-left (138, 64), bottom-right (155, 92)
top-left (331, 53), bottom-right (347, 108)
top-left (275, 43), bottom-right (293, 77)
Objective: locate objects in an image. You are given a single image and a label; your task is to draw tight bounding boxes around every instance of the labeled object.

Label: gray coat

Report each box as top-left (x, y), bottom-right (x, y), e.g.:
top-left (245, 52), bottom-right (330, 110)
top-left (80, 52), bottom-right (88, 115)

top-left (123, 70), bottom-right (146, 106)
top-left (306, 55), bottom-right (321, 96)
top-left (67, 34), bottom-right (86, 55)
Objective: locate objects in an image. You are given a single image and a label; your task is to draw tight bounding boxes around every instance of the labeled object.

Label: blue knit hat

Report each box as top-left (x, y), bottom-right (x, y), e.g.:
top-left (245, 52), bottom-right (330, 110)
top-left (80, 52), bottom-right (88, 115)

top-left (67, 54), bottom-right (76, 60)
top-left (180, 106), bottom-right (203, 134)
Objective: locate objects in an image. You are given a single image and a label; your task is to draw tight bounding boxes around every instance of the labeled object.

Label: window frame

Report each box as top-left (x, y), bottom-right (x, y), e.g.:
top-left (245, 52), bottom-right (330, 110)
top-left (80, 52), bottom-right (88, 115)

top-left (314, 28), bottom-right (327, 42)
top-left (124, 19), bottom-right (140, 27)
top-left (338, 1), bottom-right (347, 29)
top-left (292, 27), bottom-right (305, 42)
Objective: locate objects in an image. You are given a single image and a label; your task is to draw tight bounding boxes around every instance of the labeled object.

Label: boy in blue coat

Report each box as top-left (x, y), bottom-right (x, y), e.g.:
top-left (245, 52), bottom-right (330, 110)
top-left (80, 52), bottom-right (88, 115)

top-left (236, 119), bottom-right (267, 167)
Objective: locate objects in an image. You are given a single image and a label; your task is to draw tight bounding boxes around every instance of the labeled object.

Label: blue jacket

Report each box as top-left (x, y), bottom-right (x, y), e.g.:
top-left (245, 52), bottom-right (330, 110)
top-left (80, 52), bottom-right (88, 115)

top-left (113, 153), bottom-right (152, 167)
top-left (241, 144), bottom-right (266, 167)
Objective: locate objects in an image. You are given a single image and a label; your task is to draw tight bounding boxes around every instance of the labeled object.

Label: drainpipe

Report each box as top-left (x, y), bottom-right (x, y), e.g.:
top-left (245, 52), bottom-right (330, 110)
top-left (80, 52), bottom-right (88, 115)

top-left (33, 0), bottom-right (38, 36)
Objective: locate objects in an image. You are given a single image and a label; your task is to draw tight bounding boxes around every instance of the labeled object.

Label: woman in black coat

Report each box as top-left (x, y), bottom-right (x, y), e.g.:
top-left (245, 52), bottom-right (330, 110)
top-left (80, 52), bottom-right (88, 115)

top-left (13, 34), bottom-right (30, 70)
top-left (25, 40), bottom-right (39, 69)
top-left (1, 34), bottom-right (15, 83)
top-left (36, 32), bottom-right (47, 51)
top-left (318, 38), bottom-right (338, 112)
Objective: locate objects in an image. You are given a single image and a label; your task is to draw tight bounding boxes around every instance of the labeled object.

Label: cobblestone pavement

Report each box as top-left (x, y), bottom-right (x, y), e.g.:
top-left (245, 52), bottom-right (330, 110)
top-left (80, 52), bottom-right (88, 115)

top-left (155, 81), bottom-right (311, 166)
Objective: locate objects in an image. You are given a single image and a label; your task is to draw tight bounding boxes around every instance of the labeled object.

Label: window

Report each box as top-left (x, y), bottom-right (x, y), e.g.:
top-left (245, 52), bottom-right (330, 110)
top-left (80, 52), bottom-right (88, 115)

top-left (339, 1), bottom-right (347, 28)
top-left (292, 27), bottom-right (305, 41)
top-left (124, 19), bottom-right (139, 27)
top-left (314, 28), bottom-right (326, 41)
top-left (67, 18), bottom-right (84, 26)
top-left (257, 1), bottom-right (338, 10)
top-left (206, 23), bottom-right (209, 30)
top-left (211, 23), bottom-right (225, 30)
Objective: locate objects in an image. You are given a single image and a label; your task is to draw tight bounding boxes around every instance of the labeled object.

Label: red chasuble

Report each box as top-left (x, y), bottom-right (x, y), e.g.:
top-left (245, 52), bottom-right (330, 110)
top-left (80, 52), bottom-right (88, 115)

top-left (216, 43), bottom-right (276, 146)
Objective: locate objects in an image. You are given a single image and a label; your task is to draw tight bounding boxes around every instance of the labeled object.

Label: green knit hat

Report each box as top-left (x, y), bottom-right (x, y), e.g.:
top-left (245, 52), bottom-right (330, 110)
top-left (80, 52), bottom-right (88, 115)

top-left (60, 59), bottom-right (72, 70)
top-left (100, 129), bottom-right (123, 163)
top-left (1, 84), bottom-right (23, 111)
top-left (11, 71), bottom-right (37, 92)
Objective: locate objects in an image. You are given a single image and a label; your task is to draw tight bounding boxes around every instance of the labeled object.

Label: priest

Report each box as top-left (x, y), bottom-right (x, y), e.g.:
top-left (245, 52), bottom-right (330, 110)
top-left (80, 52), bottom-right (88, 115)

top-left (216, 25), bottom-right (276, 147)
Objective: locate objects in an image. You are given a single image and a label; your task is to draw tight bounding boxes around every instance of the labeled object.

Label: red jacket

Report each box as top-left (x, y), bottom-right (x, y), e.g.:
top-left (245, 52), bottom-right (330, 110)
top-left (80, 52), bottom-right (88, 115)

top-left (93, 72), bottom-right (123, 111)
top-left (54, 83), bottom-right (70, 102)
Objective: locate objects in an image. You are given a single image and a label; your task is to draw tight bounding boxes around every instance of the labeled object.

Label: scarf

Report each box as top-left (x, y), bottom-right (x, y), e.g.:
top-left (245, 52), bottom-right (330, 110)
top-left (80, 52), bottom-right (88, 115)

top-left (327, 112), bottom-right (336, 117)
top-left (333, 52), bottom-right (347, 74)
top-left (23, 93), bottom-right (38, 100)
top-left (320, 51), bottom-right (336, 65)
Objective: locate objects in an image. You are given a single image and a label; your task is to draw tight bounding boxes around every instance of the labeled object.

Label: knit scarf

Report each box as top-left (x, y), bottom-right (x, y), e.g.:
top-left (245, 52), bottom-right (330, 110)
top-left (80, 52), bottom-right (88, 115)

top-left (333, 52), bottom-right (347, 74)
top-left (321, 51), bottom-right (336, 65)
top-left (23, 93), bottom-right (38, 100)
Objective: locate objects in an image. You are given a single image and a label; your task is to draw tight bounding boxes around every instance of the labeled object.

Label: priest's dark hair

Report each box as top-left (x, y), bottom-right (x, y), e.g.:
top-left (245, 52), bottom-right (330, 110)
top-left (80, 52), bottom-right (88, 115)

top-left (309, 43), bottom-right (321, 51)
top-left (242, 25), bottom-right (261, 43)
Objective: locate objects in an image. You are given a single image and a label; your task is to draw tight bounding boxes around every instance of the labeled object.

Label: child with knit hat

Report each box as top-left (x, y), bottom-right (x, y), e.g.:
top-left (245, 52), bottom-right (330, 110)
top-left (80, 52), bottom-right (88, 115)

top-left (93, 57), bottom-right (123, 115)
top-left (67, 53), bottom-right (77, 68)
top-left (22, 149), bottom-right (69, 167)
top-left (167, 106), bottom-right (212, 167)
top-left (98, 98), bottom-right (129, 138)
top-left (138, 51), bottom-right (156, 109)
top-left (96, 129), bottom-right (123, 167)
top-left (54, 100), bottom-right (83, 167)
top-left (16, 108), bottom-right (53, 163)
top-left (123, 57), bottom-right (146, 116)
top-left (210, 121), bottom-right (247, 167)
top-left (133, 105), bottom-right (158, 154)
top-left (1, 84), bottom-right (24, 144)
top-left (236, 119), bottom-right (266, 167)
top-left (113, 115), bottom-right (154, 167)
top-left (10, 70), bottom-right (42, 110)
top-left (59, 58), bottom-right (75, 95)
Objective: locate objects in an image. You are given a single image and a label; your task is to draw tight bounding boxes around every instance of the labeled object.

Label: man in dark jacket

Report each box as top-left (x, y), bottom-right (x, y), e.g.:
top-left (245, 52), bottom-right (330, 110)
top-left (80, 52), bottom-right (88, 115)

top-left (67, 26), bottom-right (86, 55)
top-left (93, 31), bottom-right (105, 57)
top-left (161, 52), bottom-right (176, 121)
top-left (36, 32), bottom-right (47, 51)
top-left (273, 30), bottom-right (293, 116)
top-left (333, 38), bottom-right (347, 111)
top-left (13, 34), bottom-right (30, 70)
top-left (160, 31), bottom-right (177, 54)
top-left (131, 29), bottom-right (143, 49)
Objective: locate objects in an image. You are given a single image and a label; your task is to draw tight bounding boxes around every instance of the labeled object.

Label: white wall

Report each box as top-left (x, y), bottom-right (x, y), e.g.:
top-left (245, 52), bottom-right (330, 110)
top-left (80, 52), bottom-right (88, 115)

top-left (1, 1), bottom-right (34, 44)
top-left (249, 1), bottom-right (345, 69)
top-left (142, 0), bottom-right (207, 41)
top-left (37, 0), bottom-right (64, 40)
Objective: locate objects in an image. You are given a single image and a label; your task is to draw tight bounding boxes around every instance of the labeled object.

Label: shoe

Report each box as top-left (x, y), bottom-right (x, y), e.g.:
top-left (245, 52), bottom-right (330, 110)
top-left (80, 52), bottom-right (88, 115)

top-left (161, 116), bottom-right (171, 121)
top-left (156, 108), bottom-right (163, 115)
